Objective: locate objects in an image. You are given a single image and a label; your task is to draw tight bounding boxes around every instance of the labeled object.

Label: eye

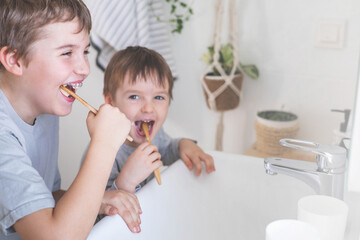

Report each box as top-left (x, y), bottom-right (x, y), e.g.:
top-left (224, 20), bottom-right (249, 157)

top-left (154, 96), bottom-right (165, 100)
top-left (129, 95), bottom-right (139, 100)
top-left (84, 49), bottom-right (90, 55)
top-left (61, 51), bottom-right (72, 56)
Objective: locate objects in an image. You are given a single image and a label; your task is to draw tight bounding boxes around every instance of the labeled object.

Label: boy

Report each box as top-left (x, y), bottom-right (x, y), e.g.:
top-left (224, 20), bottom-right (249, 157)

top-left (0, 1), bottom-right (142, 239)
top-left (103, 46), bottom-right (216, 193)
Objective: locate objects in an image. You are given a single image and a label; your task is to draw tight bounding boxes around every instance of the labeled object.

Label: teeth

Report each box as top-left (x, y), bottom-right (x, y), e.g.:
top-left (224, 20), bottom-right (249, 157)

top-left (61, 82), bottom-right (83, 89)
top-left (60, 87), bottom-right (70, 97)
top-left (60, 82), bottom-right (83, 97)
top-left (67, 82), bottom-right (83, 89)
top-left (72, 82), bottom-right (83, 89)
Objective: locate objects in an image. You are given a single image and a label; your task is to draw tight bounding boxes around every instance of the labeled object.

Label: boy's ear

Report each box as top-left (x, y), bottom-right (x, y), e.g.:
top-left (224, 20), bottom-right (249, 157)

top-left (0, 47), bottom-right (23, 76)
top-left (104, 94), bottom-right (114, 106)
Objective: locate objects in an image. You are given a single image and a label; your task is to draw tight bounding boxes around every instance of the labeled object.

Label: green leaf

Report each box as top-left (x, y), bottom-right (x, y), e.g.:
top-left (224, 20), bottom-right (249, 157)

top-left (219, 44), bottom-right (235, 74)
top-left (171, 5), bottom-right (176, 14)
top-left (201, 43), bottom-right (260, 77)
top-left (208, 46), bottom-right (215, 54)
top-left (212, 66), bottom-right (221, 76)
top-left (201, 51), bottom-right (213, 64)
top-left (152, 0), bottom-right (194, 35)
top-left (220, 44), bottom-right (234, 62)
top-left (241, 64), bottom-right (259, 79)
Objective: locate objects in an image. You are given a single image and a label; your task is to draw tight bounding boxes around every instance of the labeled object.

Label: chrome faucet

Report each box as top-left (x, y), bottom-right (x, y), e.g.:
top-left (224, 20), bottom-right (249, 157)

top-left (264, 139), bottom-right (347, 199)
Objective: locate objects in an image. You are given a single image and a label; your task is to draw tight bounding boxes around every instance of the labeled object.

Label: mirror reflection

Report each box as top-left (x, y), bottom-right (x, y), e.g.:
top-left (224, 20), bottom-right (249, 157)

top-left (59, 0), bottom-right (360, 205)
top-left (58, 0), bottom-right (360, 239)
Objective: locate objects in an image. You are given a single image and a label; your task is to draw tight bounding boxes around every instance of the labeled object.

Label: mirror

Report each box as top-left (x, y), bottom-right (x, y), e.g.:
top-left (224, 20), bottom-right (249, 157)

top-left (59, 0), bottom-right (360, 190)
top-left (164, 0), bottom-right (360, 156)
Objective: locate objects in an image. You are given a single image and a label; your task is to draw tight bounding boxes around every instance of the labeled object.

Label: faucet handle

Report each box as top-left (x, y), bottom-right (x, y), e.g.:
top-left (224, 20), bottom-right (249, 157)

top-left (279, 139), bottom-right (347, 173)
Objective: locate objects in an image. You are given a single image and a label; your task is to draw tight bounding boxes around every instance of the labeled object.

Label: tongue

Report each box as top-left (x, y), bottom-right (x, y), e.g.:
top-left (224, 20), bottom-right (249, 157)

top-left (135, 121), bottom-right (144, 133)
top-left (135, 121), bottom-right (153, 135)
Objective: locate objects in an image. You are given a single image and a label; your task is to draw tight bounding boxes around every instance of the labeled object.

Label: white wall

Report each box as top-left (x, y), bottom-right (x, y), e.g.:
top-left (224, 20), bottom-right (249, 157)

top-left (59, 0), bottom-right (360, 189)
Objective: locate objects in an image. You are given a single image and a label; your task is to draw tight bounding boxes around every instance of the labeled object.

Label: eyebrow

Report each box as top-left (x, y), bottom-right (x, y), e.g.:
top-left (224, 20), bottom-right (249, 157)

top-left (56, 43), bottom-right (91, 50)
top-left (124, 89), bottom-right (169, 95)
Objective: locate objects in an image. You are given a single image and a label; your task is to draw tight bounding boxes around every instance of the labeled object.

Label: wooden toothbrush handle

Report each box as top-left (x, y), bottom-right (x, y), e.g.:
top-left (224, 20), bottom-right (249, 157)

top-left (142, 122), bottom-right (161, 185)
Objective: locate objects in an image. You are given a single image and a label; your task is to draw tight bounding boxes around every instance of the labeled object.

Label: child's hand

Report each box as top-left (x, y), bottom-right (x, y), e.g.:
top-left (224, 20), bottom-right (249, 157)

top-left (86, 104), bottom-right (131, 152)
top-left (115, 142), bottom-right (163, 192)
top-left (100, 190), bottom-right (142, 233)
top-left (179, 139), bottom-right (215, 176)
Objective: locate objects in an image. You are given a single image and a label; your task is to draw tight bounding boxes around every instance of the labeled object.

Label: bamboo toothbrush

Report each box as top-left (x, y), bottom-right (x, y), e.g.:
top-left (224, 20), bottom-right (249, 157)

top-left (142, 122), bottom-right (161, 185)
top-left (60, 85), bottom-right (133, 142)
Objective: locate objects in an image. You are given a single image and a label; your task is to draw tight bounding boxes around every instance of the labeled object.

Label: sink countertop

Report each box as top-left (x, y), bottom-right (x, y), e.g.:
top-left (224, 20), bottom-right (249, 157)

top-left (87, 151), bottom-right (360, 240)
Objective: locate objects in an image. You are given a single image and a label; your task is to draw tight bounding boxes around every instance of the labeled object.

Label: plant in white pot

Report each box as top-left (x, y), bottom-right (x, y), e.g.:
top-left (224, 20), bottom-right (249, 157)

top-left (255, 110), bottom-right (299, 155)
top-left (201, 43), bottom-right (259, 111)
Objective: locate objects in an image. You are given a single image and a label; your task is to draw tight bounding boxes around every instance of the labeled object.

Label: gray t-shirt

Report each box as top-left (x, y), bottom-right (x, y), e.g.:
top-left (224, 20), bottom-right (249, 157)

top-left (107, 128), bottom-right (181, 190)
top-left (0, 90), bottom-right (60, 239)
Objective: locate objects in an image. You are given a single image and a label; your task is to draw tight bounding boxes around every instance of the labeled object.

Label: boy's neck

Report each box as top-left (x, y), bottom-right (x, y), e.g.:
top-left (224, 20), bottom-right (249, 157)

top-left (0, 73), bottom-right (37, 125)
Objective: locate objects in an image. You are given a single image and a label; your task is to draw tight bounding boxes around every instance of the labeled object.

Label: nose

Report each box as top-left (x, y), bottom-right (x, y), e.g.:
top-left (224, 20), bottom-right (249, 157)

top-left (141, 100), bottom-right (154, 113)
top-left (74, 55), bottom-right (90, 77)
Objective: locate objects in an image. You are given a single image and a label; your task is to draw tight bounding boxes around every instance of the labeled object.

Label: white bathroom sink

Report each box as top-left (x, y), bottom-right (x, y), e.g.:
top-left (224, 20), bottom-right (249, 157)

top-left (87, 151), bottom-right (359, 240)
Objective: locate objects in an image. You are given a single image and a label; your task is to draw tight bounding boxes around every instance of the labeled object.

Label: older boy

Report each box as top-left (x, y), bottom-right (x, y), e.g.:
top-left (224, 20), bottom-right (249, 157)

top-left (0, 1), bottom-right (142, 239)
top-left (103, 46), bottom-right (216, 193)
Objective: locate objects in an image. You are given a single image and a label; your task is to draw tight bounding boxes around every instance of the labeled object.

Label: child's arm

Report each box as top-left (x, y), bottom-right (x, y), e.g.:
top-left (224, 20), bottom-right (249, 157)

top-left (14, 104), bottom-right (135, 240)
top-left (179, 139), bottom-right (216, 176)
top-left (100, 189), bottom-right (142, 232)
top-left (115, 142), bottom-right (163, 192)
top-left (51, 189), bottom-right (142, 233)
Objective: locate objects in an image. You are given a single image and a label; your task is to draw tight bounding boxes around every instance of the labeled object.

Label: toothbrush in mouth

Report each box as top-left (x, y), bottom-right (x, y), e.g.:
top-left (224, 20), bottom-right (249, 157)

top-left (60, 85), bottom-right (133, 142)
top-left (142, 122), bottom-right (161, 185)
top-left (60, 85), bottom-right (97, 114)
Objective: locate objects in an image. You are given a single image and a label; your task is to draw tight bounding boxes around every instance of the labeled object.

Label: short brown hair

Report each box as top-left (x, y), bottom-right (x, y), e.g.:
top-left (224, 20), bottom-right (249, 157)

top-left (0, 0), bottom-right (91, 70)
top-left (104, 46), bottom-right (174, 100)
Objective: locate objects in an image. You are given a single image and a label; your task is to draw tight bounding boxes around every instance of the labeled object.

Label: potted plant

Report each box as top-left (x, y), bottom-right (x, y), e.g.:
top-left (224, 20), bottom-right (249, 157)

top-left (202, 43), bottom-right (259, 78)
top-left (257, 110), bottom-right (298, 128)
top-left (255, 110), bottom-right (299, 155)
top-left (201, 43), bottom-right (259, 111)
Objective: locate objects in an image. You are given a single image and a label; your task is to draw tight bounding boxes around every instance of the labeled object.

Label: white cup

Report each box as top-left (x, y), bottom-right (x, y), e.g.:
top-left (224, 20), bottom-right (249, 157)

top-left (297, 195), bottom-right (348, 240)
top-left (266, 219), bottom-right (321, 240)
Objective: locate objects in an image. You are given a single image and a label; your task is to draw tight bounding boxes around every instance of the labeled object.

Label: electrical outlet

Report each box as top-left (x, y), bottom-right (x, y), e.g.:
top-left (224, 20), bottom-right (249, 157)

top-left (315, 19), bottom-right (346, 49)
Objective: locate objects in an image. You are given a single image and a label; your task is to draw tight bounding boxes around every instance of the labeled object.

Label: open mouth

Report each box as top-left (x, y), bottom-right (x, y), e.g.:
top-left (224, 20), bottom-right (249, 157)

top-left (59, 82), bottom-right (83, 98)
top-left (134, 120), bottom-right (155, 136)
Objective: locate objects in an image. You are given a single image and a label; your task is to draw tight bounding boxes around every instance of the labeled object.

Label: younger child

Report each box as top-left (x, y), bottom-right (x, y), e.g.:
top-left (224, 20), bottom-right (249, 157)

top-left (0, 1), bottom-right (141, 239)
top-left (103, 46), bottom-right (216, 193)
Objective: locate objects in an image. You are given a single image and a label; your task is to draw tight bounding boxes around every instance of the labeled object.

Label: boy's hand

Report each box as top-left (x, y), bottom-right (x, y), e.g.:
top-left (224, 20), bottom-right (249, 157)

top-left (179, 139), bottom-right (216, 176)
top-left (115, 142), bottom-right (163, 192)
top-left (86, 104), bottom-right (131, 152)
top-left (100, 190), bottom-right (142, 233)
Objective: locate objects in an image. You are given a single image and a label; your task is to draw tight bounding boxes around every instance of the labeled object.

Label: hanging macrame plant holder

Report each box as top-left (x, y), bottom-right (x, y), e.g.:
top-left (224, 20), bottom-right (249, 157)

top-left (201, 0), bottom-right (242, 151)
